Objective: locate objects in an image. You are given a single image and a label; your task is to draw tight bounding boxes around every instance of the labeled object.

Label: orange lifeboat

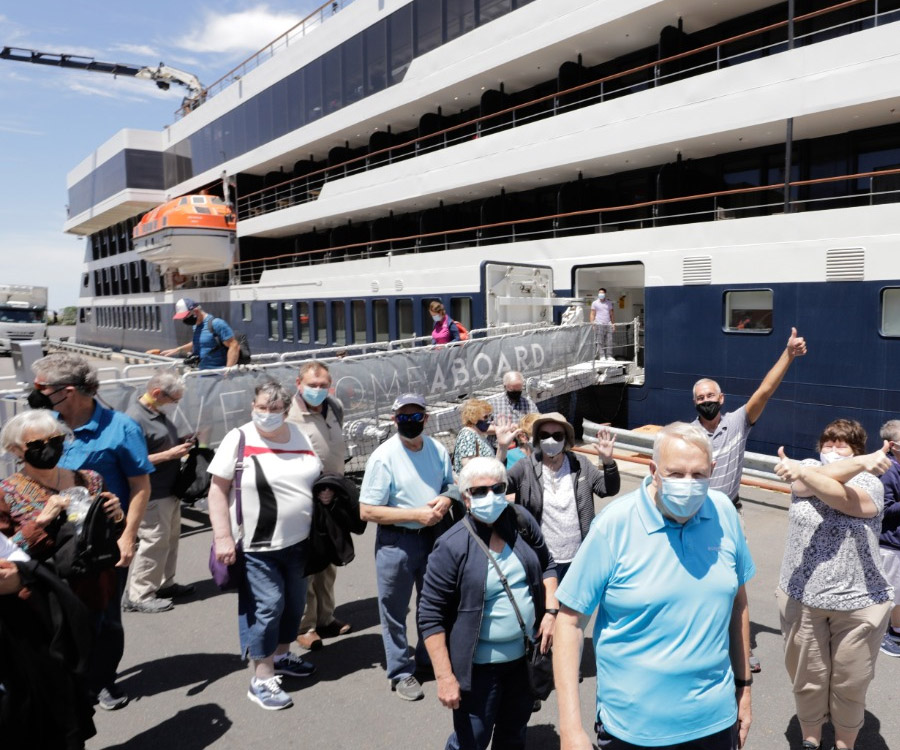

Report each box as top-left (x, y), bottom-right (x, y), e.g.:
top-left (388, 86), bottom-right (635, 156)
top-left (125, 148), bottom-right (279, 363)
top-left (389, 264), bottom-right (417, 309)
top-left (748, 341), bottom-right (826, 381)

top-left (132, 194), bottom-right (236, 274)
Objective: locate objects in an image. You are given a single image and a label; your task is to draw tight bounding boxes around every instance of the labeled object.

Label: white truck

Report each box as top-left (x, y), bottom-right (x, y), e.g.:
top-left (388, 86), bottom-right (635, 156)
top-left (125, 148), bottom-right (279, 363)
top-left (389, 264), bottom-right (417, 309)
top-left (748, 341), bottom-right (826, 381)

top-left (0, 285), bottom-right (48, 354)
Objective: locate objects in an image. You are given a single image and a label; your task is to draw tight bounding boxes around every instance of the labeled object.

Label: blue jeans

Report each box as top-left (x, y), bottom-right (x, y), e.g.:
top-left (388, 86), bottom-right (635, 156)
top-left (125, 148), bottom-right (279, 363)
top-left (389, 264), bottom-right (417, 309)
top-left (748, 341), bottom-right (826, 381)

top-left (87, 567), bottom-right (126, 694)
top-left (447, 658), bottom-right (533, 750)
top-left (238, 540), bottom-right (309, 660)
top-left (375, 526), bottom-right (433, 681)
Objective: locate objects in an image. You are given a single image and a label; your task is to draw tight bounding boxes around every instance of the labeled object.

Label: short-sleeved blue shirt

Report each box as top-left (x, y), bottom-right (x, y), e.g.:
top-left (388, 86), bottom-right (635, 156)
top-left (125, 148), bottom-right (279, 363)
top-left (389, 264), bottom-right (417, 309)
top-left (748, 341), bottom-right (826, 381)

top-left (192, 315), bottom-right (234, 369)
top-left (556, 475), bottom-right (755, 747)
top-left (59, 401), bottom-right (154, 511)
top-left (359, 434), bottom-right (453, 529)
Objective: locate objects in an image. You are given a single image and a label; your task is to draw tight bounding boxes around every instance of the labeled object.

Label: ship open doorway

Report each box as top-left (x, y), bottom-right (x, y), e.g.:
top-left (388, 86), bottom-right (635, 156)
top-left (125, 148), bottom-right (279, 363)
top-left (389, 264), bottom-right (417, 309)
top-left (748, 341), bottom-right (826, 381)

top-left (573, 262), bottom-right (645, 367)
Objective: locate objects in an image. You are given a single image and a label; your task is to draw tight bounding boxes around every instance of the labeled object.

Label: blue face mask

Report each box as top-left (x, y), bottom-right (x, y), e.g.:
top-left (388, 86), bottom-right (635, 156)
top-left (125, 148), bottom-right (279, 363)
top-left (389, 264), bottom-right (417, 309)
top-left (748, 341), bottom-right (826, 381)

top-left (657, 477), bottom-right (709, 520)
top-left (468, 491), bottom-right (508, 524)
top-left (302, 385), bottom-right (328, 408)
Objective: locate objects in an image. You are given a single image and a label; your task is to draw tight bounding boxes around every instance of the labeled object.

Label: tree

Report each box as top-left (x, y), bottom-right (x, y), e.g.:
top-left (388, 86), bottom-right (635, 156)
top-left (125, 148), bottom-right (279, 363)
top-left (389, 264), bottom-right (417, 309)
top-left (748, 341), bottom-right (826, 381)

top-left (60, 306), bottom-right (77, 325)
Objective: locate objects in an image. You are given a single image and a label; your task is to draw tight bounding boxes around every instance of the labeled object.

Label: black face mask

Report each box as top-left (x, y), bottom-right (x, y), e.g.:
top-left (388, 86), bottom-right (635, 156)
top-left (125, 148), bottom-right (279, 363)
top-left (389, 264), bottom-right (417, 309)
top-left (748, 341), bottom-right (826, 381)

top-left (696, 401), bottom-right (722, 421)
top-left (506, 390), bottom-right (522, 403)
top-left (24, 436), bottom-right (65, 470)
top-left (28, 387), bottom-right (65, 411)
top-left (182, 314), bottom-right (198, 326)
top-left (397, 421), bottom-right (425, 440)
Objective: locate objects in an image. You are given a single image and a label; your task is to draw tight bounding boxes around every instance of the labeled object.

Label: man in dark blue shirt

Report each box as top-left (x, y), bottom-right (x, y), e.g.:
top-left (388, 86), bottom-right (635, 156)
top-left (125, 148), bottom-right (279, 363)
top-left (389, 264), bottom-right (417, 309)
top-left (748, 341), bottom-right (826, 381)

top-left (161, 298), bottom-right (240, 369)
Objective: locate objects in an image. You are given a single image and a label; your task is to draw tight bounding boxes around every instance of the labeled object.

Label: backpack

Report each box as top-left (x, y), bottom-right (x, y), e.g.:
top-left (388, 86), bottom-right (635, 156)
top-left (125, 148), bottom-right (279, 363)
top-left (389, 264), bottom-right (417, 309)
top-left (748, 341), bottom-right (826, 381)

top-left (52, 493), bottom-right (122, 578)
top-left (172, 445), bottom-right (216, 503)
top-left (452, 320), bottom-right (470, 341)
top-left (207, 317), bottom-right (252, 365)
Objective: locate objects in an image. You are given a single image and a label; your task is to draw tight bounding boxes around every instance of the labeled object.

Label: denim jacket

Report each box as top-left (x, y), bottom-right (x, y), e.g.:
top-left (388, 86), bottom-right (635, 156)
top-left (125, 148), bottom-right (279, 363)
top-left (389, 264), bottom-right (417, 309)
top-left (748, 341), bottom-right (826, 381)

top-left (417, 506), bottom-right (556, 692)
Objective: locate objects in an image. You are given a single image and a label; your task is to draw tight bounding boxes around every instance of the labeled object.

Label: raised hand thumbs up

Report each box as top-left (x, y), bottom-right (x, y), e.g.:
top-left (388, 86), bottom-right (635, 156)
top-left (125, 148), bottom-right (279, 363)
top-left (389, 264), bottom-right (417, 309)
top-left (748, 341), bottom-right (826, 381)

top-left (786, 327), bottom-right (807, 357)
top-left (774, 445), bottom-right (803, 483)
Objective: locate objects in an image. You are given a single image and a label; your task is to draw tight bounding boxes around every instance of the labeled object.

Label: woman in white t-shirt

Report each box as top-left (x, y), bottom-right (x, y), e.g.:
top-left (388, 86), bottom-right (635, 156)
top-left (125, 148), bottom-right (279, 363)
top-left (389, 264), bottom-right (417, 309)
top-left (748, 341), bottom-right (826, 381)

top-left (208, 381), bottom-right (323, 711)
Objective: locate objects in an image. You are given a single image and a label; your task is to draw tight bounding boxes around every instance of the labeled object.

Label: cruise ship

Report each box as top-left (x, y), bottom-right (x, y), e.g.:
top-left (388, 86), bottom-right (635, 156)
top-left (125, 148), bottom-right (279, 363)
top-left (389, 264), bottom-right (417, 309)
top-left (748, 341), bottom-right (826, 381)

top-left (65, 0), bottom-right (900, 455)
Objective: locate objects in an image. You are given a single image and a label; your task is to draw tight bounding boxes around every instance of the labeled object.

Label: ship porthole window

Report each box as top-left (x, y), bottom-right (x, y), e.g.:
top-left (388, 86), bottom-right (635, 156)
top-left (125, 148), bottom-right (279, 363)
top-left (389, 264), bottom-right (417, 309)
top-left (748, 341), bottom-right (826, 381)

top-left (723, 290), bottom-right (772, 333)
top-left (881, 288), bottom-right (900, 336)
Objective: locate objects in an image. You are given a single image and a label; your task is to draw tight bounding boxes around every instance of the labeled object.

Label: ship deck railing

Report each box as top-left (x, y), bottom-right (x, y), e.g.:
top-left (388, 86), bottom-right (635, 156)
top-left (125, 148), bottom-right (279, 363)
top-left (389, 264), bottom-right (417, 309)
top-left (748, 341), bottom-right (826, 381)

top-left (229, 168), bottom-right (900, 286)
top-left (175, 0), bottom-right (356, 119)
top-left (236, 0), bottom-right (900, 221)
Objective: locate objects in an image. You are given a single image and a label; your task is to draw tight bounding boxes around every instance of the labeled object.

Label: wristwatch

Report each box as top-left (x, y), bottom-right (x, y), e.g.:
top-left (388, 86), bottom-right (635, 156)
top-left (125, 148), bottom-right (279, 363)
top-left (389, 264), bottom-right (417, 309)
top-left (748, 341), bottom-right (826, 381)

top-left (545, 608), bottom-right (559, 615)
top-left (734, 677), bottom-right (753, 688)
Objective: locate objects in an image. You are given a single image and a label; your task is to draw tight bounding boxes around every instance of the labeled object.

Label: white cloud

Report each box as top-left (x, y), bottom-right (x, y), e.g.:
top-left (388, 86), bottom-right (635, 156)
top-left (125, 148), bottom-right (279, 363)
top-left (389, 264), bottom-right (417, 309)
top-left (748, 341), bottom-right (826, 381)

top-left (109, 42), bottom-right (162, 61)
top-left (175, 5), bottom-right (303, 54)
top-left (67, 75), bottom-right (183, 103)
top-left (0, 122), bottom-right (44, 136)
top-left (0, 230), bottom-right (85, 309)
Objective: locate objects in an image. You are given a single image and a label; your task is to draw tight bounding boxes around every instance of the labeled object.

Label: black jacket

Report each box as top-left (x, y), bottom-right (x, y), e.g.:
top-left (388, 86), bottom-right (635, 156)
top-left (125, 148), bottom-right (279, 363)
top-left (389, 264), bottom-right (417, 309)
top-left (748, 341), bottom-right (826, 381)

top-left (507, 450), bottom-right (620, 541)
top-left (418, 506), bottom-right (556, 692)
top-left (305, 473), bottom-right (367, 575)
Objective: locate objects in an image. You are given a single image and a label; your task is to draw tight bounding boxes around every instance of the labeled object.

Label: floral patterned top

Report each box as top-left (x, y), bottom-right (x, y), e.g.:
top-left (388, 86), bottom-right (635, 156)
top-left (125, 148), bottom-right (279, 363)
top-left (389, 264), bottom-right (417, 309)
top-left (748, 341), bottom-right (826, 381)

top-left (453, 428), bottom-right (496, 474)
top-left (779, 460), bottom-right (893, 610)
top-left (0, 470), bottom-right (104, 560)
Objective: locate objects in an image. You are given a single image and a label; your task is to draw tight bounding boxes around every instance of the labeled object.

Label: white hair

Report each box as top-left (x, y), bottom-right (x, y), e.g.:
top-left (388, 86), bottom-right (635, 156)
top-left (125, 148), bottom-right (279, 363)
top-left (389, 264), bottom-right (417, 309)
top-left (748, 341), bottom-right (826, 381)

top-left (652, 422), bottom-right (713, 465)
top-left (146, 369), bottom-right (184, 398)
top-left (1, 410), bottom-right (72, 455)
top-left (692, 378), bottom-right (721, 399)
top-left (881, 420), bottom-right (900, 443)
top-left (502, 371), bottom-right (524, 387)
top-left (458, 457), bottom-right (508, 495)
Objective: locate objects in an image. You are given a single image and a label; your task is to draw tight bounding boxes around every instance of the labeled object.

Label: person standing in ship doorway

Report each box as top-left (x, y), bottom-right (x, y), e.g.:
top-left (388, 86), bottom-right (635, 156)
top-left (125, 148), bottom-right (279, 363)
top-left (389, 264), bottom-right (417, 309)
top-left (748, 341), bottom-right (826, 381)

top-left (161, 298), bottom-right (240, 370)
top-left (692, 325), bottom-right (807, 673)
top-left (589, 288), bottom-right (615, 360)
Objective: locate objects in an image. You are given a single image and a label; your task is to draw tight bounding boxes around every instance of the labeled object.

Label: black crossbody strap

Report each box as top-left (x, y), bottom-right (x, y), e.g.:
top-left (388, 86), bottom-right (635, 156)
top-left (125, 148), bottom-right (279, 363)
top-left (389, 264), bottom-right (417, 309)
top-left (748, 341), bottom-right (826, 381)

top-left (463, 516), bottom-right (529, 640)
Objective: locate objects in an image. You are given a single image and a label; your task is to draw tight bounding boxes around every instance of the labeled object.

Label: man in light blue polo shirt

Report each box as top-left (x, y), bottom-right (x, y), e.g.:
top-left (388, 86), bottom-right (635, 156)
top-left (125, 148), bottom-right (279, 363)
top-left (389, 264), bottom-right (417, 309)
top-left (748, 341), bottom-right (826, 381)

top-left (359, 393), bottom-right (459, 702)
top-left (554, 422), bottom-right (755, 750)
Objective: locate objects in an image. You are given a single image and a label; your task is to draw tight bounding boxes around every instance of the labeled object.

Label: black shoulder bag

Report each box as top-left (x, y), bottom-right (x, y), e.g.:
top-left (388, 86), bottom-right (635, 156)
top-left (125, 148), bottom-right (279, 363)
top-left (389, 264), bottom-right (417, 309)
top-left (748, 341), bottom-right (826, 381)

top-left (462, 517), bottom-right (554, 699)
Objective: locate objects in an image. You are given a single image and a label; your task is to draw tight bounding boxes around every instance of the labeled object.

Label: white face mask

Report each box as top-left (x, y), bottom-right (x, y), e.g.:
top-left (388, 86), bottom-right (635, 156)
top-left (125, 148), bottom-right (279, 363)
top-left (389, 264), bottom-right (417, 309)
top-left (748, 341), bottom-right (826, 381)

top-left (658, 477), bottom-right (710, 520)
top-left (432, 314), bottom-right (443, 322)
top-left (820, 451), bottom-right (848, 465)
top-left (252, 410), bottom-right (284, 432)
top-left (540, 437), bottom-right (565, 457)
top-left (597, 293), bottom-right (606, 300)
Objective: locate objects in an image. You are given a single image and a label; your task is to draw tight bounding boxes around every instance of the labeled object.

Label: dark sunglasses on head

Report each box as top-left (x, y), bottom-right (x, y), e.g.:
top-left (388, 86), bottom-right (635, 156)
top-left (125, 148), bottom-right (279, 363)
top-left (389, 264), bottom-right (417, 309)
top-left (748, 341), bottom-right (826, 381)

top-left (396, 412), bottom-right (426, 424)
top-left (468, 482), bottom-right (507, 498)
top-left (538, 431), bottom-right (565, 441)
top-left (25, 434), bottom-right (66, 452)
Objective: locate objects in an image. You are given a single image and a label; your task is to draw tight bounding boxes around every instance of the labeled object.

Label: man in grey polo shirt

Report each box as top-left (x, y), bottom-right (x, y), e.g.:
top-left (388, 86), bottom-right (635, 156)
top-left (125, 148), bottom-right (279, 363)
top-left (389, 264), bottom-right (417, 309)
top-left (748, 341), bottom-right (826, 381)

top-left (692, 326), bottom-right (807, 506)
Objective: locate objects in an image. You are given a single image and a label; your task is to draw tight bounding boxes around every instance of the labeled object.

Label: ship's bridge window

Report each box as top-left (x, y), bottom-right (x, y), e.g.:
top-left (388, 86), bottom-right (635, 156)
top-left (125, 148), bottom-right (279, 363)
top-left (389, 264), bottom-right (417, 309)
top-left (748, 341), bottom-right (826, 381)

top-left (881, 288), bottom-right (900, 336)
top-left (268, 302), bottom-right (279, 341)
top-left (724, 290), bottom-right (773, 333)
top-left (373, 300), bottom-right (389, 342)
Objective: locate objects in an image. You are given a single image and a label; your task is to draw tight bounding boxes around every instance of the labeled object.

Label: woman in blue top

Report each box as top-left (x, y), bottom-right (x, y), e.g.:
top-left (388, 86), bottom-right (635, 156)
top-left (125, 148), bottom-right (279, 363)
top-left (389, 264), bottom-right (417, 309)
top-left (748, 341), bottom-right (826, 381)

top-left (418, 457), bottom-right (558, 750)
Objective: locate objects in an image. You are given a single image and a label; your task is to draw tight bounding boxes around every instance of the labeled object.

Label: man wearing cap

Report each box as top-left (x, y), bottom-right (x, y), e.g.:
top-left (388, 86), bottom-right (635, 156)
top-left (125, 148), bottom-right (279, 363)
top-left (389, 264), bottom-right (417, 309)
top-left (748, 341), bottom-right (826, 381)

top-left (359, 393), bottom-right (460, 702)
top-left (161, 298), bottom-right (240, 370)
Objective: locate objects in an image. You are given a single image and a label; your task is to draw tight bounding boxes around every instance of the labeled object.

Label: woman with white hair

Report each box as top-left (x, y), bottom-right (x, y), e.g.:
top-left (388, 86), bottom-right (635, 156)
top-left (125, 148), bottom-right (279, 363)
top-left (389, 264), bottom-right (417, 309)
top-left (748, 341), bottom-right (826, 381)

top-left (0, 410), bottom-right (124, 596)
top-left (419, 457), bottom-right (558, 750)
top-left (208, 380), bottom-right (323, 711)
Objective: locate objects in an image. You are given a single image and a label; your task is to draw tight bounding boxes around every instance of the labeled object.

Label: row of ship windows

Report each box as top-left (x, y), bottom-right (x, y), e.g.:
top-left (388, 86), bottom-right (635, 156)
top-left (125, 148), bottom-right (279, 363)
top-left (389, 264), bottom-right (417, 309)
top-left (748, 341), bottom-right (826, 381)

top-left (93, 305), bottom-right (162, 332)
top-left (258, 297), bottom-right (473, 346)
top-left (80, 288), bottom-right (900, 338)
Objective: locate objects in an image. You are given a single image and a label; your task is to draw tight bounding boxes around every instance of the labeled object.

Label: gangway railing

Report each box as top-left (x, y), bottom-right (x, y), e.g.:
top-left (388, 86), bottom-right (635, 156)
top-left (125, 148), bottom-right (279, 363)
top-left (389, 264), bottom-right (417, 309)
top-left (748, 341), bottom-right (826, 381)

top-left (582, 420), bottom-right (788, 491)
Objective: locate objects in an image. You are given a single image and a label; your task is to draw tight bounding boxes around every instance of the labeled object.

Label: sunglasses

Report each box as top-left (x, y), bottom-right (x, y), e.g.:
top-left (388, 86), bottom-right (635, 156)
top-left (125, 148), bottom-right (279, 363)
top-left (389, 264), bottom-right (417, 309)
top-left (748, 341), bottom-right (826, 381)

top-left (538, 431), bottom-right (565, 441)
top-left (33, 381), bottom-right (72, 392)
top-left (468, 482), bottom-right (507, 498)
top-left (396, 412), bottom-right (426, 424)
top-left (24, 434), bottom-right (66, 452)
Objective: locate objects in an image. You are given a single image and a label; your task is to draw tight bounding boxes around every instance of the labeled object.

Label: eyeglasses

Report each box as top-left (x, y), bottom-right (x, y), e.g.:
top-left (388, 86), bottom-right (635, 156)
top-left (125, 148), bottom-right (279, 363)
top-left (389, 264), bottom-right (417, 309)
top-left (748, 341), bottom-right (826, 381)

top-left (538, 431), bottom-right (565, 441)
top-left (33, 381), bottom-right (71, 392)
top-left (395, 412), bottom-right (426, 424)
top-left (468, 482), bottom-right (507, 498)
top-left (253, 403), bottom-right (285, 414)
top-left (24, 435), bottom-right (66, 452)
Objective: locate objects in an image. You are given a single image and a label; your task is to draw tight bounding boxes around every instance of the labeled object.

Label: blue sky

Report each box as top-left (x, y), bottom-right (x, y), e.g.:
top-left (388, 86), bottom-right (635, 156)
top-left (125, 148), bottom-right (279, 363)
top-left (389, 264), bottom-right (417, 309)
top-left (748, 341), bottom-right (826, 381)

top-left (1, 1), bottom-right (320, 310)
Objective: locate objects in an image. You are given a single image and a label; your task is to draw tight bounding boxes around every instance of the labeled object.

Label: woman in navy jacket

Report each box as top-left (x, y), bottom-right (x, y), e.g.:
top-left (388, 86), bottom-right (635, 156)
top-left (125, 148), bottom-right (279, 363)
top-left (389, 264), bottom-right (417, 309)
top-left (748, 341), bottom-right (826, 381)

top-left (418, 457), bottom-right (558, 750)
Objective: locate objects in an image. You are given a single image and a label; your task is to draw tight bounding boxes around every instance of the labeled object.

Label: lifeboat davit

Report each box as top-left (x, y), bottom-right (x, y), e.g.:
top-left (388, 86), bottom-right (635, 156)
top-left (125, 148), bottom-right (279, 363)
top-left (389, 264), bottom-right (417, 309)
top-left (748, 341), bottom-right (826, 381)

top-left (132, 194), bottom-right (236, 274)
